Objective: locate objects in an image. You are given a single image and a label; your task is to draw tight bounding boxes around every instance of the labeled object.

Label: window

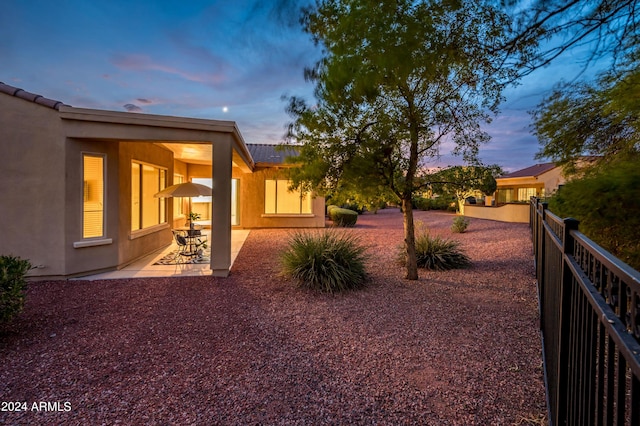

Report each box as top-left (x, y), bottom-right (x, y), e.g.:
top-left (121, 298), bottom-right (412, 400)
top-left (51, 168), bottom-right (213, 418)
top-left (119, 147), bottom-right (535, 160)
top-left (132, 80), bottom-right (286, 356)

top-left (265, 179), bottom-right (312, 214)
top-left (517, 187), bottom-right (537, 201)
top-left (189, 178), bottom-right (239, 225)
top-left (83, 154), bottom-right (105, 238)
top-left (131, 162), bottom-right (167, 231)
top-left (496, 188), bottom-right (513, 204)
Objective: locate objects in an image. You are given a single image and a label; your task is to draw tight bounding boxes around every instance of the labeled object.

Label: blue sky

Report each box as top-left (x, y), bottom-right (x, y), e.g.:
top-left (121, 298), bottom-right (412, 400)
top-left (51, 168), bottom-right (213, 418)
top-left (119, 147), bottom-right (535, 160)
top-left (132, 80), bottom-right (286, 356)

top-left (1, 0), bottom-right (610, 172)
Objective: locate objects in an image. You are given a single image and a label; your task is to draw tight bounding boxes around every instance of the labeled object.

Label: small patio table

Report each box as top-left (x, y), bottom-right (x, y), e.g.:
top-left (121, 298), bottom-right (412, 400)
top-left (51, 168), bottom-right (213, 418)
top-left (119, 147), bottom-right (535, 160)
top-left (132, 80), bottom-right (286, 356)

top-left (172, 227), bottom-right (208, 257)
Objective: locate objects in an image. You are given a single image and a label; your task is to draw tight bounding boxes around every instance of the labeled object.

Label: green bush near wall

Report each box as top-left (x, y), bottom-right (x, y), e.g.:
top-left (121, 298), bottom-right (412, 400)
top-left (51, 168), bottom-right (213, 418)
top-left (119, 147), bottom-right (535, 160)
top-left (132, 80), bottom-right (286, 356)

top-left (329, 207), bottom-right (358, 227)
top-left (413, 196), bottom-right (453, 211)
top-left (0, 255), bottom-right (31, 325)
top-left (326, 205), bottom-right (340, 216)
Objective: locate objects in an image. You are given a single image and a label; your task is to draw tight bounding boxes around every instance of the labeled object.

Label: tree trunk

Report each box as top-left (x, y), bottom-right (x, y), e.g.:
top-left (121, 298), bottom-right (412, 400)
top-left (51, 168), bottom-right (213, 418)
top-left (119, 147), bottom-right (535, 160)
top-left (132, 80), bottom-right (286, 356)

top-left (457, 199), bottom-right (465, 216)
top-left (402, 197), bottom-right (419, 280)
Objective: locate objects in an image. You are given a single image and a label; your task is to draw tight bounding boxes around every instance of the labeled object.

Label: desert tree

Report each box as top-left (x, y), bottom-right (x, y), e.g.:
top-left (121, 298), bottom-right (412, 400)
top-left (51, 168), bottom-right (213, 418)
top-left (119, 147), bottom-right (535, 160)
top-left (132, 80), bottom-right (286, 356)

top-left (431, 165), bottom-right (501, 215)
top-left (285, 0), bottom-right (533, 279)
top-left (500, 0), bottom-right (640, 77)
top-left (532, 46), bottom-right (640, 174)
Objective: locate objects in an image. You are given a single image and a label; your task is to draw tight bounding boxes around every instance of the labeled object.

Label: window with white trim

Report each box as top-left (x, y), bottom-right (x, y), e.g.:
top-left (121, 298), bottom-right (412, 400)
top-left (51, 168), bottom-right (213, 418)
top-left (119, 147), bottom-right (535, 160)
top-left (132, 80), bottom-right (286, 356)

top-left (82, 154), bottom-right (105, 238)
top-left (131, 162), bottom-right (167, 231)
top-left (265, 179), bottom-right (312, 214)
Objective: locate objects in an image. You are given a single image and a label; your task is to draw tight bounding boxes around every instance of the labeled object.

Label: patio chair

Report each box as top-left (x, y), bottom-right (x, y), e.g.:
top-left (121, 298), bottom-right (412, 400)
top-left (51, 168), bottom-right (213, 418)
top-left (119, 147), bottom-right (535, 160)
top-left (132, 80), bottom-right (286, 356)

top-left (172, 231), bottom-right (194, 262)
top-left (172, 230), bottom-right (207, 264)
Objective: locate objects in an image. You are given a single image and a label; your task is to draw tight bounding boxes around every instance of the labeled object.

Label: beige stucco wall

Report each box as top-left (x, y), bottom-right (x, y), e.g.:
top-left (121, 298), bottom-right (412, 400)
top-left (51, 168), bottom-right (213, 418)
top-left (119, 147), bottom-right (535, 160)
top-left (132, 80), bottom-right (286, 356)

top-left (539, 167), bottom-right (566, 196)
top-left (0, 96), bottom-right (68, 277)
top-left (63, 138), bottom-right (120, 276)
top-left (465, 203), bottom-right (530, 223)
top-left (0, 95), bottom-right (181, 277)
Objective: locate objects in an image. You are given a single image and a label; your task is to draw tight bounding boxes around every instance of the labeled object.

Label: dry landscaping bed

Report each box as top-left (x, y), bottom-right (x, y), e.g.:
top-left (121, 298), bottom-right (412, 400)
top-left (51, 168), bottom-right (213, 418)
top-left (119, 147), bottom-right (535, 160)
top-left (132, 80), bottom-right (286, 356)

top-left (0, 209), bottom-right (546, 425)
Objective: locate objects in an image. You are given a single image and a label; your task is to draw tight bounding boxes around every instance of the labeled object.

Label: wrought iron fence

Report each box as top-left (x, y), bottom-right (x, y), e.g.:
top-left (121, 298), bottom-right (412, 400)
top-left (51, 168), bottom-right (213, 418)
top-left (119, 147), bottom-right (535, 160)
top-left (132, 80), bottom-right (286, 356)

top-left (530, 198), bottom-right (640, 426)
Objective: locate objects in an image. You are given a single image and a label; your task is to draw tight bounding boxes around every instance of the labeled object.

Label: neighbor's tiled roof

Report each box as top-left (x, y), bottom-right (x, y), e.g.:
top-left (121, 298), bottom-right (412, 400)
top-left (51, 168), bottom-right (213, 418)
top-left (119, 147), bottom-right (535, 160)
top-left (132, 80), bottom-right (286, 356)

top-left (0, 81), bottom-right (69, 110)
top-left (501, 162), bottom-right (557, 178)
top-left (246, 143), bottom-right (299, 165)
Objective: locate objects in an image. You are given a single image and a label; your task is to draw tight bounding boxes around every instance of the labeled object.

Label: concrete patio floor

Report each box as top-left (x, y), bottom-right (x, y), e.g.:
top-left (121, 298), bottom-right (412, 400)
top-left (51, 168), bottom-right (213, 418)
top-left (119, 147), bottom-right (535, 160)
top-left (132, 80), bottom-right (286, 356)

top-left (78, 230), bottom-right (250, 280)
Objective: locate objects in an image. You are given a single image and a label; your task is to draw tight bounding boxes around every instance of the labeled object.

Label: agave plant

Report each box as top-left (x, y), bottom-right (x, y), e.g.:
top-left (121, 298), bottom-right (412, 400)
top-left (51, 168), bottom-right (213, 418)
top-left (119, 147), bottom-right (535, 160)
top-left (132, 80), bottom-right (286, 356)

top-left (398, 222), bottom-right (471, 271)
top-left (281, 230), bottom-right (368, 293)
top-left (414, 233), bottom-right (471, 270)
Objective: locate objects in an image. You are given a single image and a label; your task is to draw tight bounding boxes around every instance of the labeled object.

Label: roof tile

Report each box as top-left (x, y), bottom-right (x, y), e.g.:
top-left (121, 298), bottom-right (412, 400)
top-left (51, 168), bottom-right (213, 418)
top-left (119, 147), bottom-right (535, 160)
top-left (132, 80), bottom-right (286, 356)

top-left (0, 81), bottom-right (68, 110)
top-left (247, 143), bottom-right (299, 165)
top-left (502, 162), bottom-right (557, 178)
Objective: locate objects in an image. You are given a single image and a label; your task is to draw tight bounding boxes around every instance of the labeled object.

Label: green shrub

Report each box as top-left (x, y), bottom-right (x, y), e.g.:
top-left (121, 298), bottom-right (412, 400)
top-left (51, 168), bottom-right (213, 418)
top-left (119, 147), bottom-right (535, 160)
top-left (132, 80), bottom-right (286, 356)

top-left (399, 231), bottom-right (471, 271)
top-left (451, 216), bottom-right (469, 233)
top-left (367, 199), bottom-right (388, 213)
top-left (281, 231), bottom-right (368, 293)
top-left (415, 234), bottom-right (471, 270)
top-left (326, 204), bottom-right (340, 216)
top-left (329, 207), bottom-right (358, 227)
top-left (413, 196), bottom-right (453, 211)
top-left (548, 158), bottom-right (640, 270)
top-left (340, 202), bottom-right (365, 214)
top-left (412, 196), bottom-right (431, 211)
top-left (0, 255), bottom-right (31, 324)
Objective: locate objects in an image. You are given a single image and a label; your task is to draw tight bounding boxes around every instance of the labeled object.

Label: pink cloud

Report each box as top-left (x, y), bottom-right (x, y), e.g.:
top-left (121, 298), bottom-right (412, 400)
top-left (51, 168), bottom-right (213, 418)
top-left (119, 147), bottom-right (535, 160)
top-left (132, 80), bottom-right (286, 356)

top-left (110, 53), bottom-right (226, 86)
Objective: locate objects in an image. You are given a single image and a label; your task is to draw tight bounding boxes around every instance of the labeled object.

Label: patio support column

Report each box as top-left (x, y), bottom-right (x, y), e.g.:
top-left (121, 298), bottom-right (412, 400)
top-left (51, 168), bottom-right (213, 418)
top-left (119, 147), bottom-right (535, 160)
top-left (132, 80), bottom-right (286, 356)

top-left (210, 135), bottom-right (232, 277)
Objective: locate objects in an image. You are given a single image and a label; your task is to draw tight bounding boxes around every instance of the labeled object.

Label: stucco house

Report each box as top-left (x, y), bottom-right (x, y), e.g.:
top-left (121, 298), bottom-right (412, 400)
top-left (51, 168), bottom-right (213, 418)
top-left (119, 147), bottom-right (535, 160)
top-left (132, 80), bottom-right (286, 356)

top-left (0, 82), bottom-right (325, 279)
top-left (465, 162), bottom-right (565, 223)
top-left (494, 162), bottom-right (565, 204)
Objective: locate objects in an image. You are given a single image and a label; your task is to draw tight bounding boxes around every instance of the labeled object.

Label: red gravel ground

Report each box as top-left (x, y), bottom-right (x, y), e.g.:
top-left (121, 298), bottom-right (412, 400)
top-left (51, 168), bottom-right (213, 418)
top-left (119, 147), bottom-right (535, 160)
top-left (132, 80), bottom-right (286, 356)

top-left (0, 209), bottom-right (547, 425)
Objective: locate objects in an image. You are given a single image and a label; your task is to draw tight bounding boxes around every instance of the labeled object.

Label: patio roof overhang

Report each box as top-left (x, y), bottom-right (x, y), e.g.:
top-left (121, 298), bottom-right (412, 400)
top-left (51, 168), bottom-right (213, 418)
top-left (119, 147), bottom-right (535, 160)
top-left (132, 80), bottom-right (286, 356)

top-left (58, 106), bottom-right (255, 172)
top-left (496, 175), bottom-right (542, 187)
top-left (58, 105), bottom-right (255, 277)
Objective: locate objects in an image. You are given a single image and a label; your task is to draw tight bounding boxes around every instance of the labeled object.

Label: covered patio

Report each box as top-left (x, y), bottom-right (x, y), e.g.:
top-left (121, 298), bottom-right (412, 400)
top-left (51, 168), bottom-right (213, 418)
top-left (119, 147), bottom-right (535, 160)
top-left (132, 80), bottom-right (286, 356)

top-left (78, 229), bottom-right (250, 280)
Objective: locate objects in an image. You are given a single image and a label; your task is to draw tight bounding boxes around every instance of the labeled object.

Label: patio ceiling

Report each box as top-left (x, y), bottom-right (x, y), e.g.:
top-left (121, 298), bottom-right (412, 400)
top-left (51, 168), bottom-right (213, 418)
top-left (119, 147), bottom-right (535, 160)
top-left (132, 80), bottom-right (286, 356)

top-left (158, 142), bottom-right (253, 172)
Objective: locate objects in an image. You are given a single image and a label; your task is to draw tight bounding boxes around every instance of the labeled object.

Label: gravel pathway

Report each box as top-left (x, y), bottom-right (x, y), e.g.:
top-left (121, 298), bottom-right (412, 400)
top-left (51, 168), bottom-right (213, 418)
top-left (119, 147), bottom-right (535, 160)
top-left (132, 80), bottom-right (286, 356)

top-left (0, 209), bottom-right (546, 425)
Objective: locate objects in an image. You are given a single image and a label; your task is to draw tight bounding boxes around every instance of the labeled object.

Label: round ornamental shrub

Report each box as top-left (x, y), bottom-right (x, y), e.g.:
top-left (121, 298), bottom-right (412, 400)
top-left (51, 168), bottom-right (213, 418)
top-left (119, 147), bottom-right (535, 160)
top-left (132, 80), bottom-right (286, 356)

top-left (280, 231), bottom-right (368, 293)
top-left (326, 205), bottom-right (340, 216)
top-left (329, 207), bottom-right (358, 227)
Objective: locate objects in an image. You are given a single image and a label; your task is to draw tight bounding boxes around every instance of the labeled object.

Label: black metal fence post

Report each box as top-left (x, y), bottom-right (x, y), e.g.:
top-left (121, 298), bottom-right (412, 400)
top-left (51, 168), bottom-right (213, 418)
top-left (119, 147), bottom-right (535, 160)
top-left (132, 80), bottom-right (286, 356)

top-left (555, 218), bottom-right (579, 425)
top-left (537, 202), bottom-right (548, 327)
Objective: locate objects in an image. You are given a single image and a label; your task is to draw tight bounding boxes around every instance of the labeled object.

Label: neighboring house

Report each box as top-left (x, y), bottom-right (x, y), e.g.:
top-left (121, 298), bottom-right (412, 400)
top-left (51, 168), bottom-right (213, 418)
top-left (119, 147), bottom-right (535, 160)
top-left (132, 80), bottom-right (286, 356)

top-left (494, 162), bottom-right (565, 203)
top-left (465, 162), bottom-right (565, 223)
top-left (0, 82), bottom-right (324, 279)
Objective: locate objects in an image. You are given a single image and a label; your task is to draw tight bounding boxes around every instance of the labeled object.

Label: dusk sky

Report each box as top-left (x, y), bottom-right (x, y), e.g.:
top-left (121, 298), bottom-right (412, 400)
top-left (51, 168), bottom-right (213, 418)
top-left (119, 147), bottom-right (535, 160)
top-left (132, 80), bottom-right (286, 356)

top-left (2, 1), bottom-right (611, 172)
